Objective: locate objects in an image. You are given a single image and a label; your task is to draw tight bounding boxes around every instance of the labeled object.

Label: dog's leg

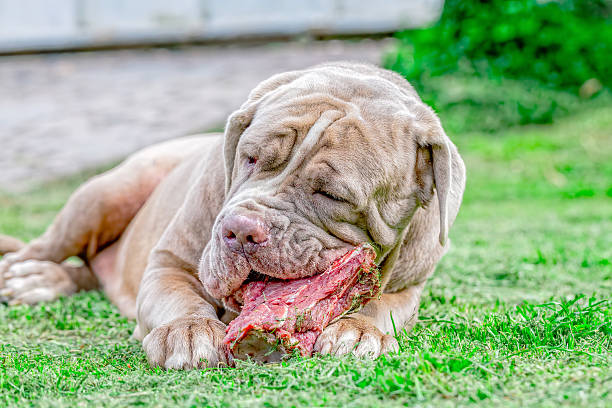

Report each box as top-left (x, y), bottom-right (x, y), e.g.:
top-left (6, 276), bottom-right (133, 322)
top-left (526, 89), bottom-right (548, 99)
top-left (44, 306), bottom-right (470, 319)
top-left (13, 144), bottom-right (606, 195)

top-left (0, 162), bottom-right (152, 301)
top-left (2, 163), bottom-right (166, 268)
top-left (136, 267), bottom-right (229, 369)
top-left (132, 165), bottom-right (229, 370)
top-left (0, 260), bottom-right (98, 305)
top-left (314, 282), bottom-right (425, 358)
top-left (0, 138), bottom-right (200, 299)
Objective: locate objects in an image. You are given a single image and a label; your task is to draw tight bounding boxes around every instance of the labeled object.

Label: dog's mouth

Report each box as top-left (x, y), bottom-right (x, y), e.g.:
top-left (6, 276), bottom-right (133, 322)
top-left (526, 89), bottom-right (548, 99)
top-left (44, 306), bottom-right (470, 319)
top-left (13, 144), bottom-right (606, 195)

top-left (223, 244), bottom-right (383, 360)
top-left (223, 266), bottom-right (330, 313)
top-left (222, 269), bottom-right (274, 312)
top-left (220, 243), bottom-right (378, 313)
top-left (239, 269), bottom-right (268, 296)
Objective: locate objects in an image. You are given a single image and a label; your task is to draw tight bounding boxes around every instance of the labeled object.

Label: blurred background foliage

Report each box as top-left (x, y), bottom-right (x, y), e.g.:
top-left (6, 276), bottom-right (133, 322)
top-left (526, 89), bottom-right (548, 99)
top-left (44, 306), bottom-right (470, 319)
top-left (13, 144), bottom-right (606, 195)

top-left (384, 0), bottom-right (612, 134)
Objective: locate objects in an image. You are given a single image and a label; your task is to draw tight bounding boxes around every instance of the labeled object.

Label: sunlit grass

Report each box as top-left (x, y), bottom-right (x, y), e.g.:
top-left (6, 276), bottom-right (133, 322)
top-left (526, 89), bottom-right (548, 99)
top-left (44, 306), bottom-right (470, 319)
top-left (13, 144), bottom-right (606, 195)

top-left (0, 107), bottom-right (610, 407)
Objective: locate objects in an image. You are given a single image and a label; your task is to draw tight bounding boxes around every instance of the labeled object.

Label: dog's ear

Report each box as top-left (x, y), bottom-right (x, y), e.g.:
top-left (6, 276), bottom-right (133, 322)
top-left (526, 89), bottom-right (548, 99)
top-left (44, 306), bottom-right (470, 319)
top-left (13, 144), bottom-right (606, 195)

top-left (412, 110), bottom-right (453, 246)
top-left (223, 71), bottom-right (304, 195)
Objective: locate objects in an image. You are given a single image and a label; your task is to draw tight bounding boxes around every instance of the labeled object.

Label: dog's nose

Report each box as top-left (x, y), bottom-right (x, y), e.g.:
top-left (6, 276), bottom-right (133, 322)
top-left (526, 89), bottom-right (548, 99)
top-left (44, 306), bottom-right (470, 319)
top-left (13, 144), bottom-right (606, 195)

top-left (222, 213), bottom-right (268, 252)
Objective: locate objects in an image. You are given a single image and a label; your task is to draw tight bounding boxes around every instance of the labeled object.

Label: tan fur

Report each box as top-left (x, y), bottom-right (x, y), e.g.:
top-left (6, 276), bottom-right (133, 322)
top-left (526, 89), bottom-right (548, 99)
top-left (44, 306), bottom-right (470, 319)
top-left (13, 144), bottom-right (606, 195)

top-left (0, 62), bottom-right (465, 368)
top-left (0, 235), bottom-right (25, 255)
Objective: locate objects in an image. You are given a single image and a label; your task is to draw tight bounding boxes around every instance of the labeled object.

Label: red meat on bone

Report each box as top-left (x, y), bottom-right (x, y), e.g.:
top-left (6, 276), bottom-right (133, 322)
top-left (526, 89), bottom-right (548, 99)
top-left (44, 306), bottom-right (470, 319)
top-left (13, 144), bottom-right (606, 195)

top-left (224, 244), bottom-right (381, 362)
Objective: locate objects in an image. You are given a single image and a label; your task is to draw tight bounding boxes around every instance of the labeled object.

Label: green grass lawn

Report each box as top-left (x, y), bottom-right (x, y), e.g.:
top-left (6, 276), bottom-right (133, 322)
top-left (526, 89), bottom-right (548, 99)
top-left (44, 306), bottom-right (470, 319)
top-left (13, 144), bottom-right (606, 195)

top-left (1, 107), bottom-right (610, 407)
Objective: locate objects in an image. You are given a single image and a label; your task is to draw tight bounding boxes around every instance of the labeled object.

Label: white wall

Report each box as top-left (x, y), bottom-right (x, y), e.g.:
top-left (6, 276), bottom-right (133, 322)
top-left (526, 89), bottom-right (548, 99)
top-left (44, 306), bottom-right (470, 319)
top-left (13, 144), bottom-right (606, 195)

top-left (0, 0), bottom-right (443, 52)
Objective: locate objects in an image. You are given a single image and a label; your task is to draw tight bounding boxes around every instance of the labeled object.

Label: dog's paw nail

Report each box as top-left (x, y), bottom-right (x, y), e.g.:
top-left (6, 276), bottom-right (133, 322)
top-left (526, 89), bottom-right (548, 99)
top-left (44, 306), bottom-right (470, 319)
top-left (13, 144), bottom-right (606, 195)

top-left (143, 317), bottom-right (228, 369)
top-left (314, 317), bottom-right (395, 359)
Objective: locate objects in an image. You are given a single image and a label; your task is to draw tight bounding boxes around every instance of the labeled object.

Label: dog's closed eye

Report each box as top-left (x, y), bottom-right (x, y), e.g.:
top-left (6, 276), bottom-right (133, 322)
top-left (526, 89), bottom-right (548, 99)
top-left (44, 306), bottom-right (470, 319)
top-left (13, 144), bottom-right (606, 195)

top-left (313, 189), bottom-right (349, 203)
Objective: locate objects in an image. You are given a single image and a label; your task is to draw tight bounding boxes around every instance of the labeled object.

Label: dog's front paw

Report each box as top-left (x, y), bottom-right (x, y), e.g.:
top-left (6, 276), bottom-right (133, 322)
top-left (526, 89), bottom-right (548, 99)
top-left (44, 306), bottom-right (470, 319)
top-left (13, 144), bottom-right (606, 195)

top-left (314, 317), bottom-right (399, 358)
top-left (0, 260), bottom-right (76, 305)
top-left (0, 252), bottom-right (20, 289)
top-left (142, 316), bottom-right (230, 369)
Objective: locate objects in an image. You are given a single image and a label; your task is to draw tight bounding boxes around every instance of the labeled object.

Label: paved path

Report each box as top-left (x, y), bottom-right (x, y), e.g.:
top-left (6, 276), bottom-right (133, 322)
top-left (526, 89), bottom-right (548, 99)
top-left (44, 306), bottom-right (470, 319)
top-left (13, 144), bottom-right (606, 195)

top-left (0, 39), bottom-right (391, 191)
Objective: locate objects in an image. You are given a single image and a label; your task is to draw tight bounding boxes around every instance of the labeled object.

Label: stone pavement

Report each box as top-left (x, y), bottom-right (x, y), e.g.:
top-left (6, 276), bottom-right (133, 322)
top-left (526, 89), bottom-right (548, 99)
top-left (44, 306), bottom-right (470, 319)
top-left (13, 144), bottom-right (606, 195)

top-left (0, 39), bottom-right (392, 191)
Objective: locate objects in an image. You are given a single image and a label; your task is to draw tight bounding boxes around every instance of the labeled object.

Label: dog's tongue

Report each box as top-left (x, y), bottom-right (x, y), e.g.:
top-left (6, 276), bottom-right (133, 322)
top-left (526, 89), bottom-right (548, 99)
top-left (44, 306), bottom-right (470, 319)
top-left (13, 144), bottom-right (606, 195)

top-left (223, 244), bottom-right (381, 362)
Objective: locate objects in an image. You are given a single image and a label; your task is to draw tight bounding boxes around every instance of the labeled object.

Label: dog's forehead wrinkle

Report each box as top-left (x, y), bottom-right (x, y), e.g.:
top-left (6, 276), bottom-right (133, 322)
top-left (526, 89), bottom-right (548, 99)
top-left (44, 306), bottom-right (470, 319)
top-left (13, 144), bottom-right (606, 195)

top-left (258, 109), bottom-right (342, 187)
top-left (316, 159), bottom-right (344, 181)
top-left (259, 88), bottom-right (348, 117)
top-left (296, 69), bottom-right (402, 100)
top-left (258, 81), bottom-right (369, 125)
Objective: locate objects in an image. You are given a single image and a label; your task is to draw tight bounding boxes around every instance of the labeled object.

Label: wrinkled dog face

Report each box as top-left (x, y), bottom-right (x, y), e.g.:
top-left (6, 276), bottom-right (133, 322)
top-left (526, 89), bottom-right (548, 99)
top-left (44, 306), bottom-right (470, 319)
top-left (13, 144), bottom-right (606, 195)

top-left (198, 63), bottom-right (450, 305)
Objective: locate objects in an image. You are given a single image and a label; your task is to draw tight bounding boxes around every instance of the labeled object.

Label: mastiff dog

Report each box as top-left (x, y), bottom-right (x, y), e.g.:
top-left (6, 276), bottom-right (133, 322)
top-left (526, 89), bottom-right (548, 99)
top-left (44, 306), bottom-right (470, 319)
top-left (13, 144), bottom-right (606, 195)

top-left (0, 62), bottom-right (465, 369)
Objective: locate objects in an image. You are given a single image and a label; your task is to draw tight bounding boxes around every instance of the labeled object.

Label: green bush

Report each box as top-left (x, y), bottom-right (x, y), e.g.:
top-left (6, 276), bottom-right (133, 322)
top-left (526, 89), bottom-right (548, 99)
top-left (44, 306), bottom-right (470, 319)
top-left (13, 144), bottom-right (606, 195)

top-left (384, 0), bottom-right (612, 132)
top-left (414, 75), bottom-right (606, 134)
top-left (387, 0), bottom-right (611, 89)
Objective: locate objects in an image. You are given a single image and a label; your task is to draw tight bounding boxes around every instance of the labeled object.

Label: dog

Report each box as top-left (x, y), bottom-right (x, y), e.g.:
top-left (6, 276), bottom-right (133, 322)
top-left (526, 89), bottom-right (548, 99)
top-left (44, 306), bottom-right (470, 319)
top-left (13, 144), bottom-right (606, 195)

top-left (0, 62), bottom-right (465, 369)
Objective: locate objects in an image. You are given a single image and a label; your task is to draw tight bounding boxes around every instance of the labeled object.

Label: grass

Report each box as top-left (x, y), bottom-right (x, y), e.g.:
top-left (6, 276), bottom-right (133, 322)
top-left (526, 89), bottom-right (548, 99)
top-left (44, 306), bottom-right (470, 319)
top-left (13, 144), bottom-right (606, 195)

top-left (1, 105), bottom-right (611, 407)
top-left (411, 75), bottom-right (612, 135)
